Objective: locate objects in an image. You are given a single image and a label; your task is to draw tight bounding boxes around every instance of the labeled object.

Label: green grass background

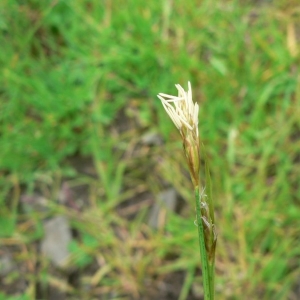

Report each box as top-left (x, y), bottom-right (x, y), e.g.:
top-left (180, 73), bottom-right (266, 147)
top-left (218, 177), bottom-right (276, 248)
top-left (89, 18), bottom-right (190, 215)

top-left (1, 0), bottom-right (300, 299)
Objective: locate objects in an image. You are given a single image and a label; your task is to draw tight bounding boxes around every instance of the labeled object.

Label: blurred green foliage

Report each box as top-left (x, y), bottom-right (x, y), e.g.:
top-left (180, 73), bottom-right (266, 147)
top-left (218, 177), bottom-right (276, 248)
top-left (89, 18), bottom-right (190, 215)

top-left (0, 0), bottom-right (300, 299)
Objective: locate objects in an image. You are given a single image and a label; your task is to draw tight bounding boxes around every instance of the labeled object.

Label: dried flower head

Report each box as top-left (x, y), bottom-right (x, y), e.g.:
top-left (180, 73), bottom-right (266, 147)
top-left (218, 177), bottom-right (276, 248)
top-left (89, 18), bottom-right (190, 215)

top-left (158, 83), bottom-right (217, 292)
top-left (157, 81), bottom-right (199, 138)
top-left (158, 82), bottom-right (200, 187)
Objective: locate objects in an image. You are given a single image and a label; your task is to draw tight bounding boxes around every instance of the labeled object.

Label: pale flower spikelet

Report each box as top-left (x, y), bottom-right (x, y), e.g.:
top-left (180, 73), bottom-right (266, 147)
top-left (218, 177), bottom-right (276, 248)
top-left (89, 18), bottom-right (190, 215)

top-left (157, 81), bottom-right (199, 137)
top-left (158, 82), bottom-right (200, 187)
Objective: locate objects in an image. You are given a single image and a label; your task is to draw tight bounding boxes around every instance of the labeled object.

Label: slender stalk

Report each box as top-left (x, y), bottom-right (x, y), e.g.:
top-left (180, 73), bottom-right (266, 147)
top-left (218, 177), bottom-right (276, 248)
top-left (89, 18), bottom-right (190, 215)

top-left (195, 187), bottom-right (214, 300)
top-left (209, 260), bottom-right (215, 300)
top-left (158, 82), bottom-right (216, 300)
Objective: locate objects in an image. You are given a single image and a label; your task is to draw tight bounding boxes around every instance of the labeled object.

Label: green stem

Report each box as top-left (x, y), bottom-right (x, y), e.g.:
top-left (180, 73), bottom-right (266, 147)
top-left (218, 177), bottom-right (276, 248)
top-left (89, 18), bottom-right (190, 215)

top-left (195, 187), bottom-right (214, 300)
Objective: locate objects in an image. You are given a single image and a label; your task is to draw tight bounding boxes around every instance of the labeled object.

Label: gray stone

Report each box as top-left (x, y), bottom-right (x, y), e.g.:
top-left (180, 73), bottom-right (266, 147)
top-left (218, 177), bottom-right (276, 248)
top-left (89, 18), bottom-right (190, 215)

top-left (0, 250), bottom-right (14, 275)
top-left (41, 216), bottom-right (72, 268)
top-left (148, 188), bottom-right (177, 228)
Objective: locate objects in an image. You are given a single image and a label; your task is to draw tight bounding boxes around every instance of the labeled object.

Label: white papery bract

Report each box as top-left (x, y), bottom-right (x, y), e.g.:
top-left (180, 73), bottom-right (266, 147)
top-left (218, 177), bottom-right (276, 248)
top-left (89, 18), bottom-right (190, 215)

top-left (157, 82), bottom-right (199, 137)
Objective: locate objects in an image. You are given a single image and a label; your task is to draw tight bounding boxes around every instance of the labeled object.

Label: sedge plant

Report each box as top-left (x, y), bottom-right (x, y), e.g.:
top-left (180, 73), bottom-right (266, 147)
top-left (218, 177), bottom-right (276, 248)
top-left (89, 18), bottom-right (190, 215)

top-left (158, 82), bottom-right (217, 300)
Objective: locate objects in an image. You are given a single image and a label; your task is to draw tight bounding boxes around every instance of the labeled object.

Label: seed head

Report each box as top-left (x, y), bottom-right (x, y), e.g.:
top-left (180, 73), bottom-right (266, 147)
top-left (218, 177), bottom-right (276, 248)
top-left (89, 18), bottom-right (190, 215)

top-left (157, 81), bottom-right (199, 138)
top-left (158, 82), bottom-right (200, 187)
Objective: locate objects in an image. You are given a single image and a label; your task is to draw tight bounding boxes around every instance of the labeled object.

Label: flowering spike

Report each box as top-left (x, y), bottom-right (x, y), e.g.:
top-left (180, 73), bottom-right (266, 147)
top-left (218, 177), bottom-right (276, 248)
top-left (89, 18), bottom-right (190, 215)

top-left (158, 82), bottom-right (200, 187)
top-left (158, 81), bottom-right (199, 138)
top-left (158, 82), bottom-right (216, 299)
